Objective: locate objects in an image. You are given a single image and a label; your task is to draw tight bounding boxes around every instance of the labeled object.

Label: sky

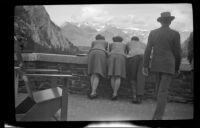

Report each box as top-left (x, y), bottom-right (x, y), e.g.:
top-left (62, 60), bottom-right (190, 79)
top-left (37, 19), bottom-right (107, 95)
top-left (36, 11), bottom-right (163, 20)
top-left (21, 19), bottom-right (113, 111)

top-left (44, 4), bottom-right (193, 32)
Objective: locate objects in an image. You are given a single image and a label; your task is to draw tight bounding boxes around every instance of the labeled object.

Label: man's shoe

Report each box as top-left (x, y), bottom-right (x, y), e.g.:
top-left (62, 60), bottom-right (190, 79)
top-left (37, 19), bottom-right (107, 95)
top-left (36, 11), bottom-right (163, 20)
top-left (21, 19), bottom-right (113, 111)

top-left (132, 95), bottom-right (142, 104)
top-left (88, 94), bottom-right (98, 99)
top-left (137, 96), bottom-right (142, 104)
top-left (111, 95), bottom-right (118, 101)
top-left (132, 95), bottom-right (139, 104)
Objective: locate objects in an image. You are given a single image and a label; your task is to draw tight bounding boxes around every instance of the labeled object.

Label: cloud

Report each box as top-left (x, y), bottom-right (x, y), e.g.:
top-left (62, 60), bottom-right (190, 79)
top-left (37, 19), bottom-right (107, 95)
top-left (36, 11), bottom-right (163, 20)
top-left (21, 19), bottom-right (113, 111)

top-left (45, 4), bottom-right (193, 31)
top-left (78, 5), bottom-right (112, 23)
top-left (81, 6), bottom-right (106, 17)
top-left (74, 6), bottom-right (146, 29)
top-left (152, 4), bottom-right (193, 31)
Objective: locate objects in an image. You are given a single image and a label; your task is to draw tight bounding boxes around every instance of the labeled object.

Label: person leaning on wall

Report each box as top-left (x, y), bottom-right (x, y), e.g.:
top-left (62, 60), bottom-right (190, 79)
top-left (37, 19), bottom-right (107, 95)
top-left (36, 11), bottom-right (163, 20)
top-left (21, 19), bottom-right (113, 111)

top-left (87, 34), bottom-right (109, 99)
top-left (108, 36), bottom-right (126, 101)
top-left (14, 35), bottom-right (33, 100)
top-left (143, 12), bottom-right (181, 120)
top-left (126, 36), bottom-right (146, 104)
top-left (187, 32), bottom-right (193, 94)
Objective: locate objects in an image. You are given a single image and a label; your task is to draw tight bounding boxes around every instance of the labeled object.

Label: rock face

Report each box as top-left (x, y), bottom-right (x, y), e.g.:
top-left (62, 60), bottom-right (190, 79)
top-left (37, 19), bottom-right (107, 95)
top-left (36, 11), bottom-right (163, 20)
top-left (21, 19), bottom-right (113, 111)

top-left (14, 6), bottom-right (81, 55)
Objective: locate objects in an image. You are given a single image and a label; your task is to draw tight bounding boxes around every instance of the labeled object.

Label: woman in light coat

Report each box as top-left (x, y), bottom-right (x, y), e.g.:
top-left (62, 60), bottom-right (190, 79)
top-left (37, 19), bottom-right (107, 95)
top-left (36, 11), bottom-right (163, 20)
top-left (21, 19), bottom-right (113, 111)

top-left (108, 36), bottom-right (126, 100)
top-left (88, 34), bottom-right (108, 99)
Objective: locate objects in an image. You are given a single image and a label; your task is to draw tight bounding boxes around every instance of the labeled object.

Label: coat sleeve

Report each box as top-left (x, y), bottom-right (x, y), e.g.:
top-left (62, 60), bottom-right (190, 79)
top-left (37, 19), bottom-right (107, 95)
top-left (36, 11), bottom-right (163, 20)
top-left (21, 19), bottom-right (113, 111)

top-left (109, 43), bottom-right (112, 52)
top-left (88, 41), bottom-right (94, 53)
top-left (172, 32), bottom-right (181, 72)
top-left (187, 32), bottom-right (193, 64)
top-left (91, 41), bottom-right (94, 48)
top-left (125, 43), bottom-right (129, 55)
top-left (105, 42), bottom-right (109, 51)
top-left (143, 32), bottom-right (153, 68)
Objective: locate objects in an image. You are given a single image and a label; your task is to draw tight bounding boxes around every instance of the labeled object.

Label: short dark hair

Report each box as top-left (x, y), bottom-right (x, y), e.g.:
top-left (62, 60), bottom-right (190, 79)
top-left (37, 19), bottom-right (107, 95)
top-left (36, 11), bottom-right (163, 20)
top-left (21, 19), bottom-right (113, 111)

top-left (131, 36), bottom-right (139, 41)
top-left (96, 34), bottom-right (105, 40)
top-left (112, 36), bottom-right (123, 42)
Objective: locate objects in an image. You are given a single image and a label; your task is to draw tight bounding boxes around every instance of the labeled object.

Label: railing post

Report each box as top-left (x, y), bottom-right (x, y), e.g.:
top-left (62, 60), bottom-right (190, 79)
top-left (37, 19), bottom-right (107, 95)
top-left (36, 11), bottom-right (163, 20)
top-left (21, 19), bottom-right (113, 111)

top-left (60, 77), bottom-right (68, 121)
top-left (14, 68), bottom-right (19, 105)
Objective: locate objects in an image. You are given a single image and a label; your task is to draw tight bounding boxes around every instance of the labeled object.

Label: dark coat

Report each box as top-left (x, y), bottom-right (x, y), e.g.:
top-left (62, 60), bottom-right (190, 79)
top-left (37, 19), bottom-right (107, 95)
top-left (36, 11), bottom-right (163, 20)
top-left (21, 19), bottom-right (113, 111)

top-left (143, 26), bottom-right (181, 74)
top-left (14, 39), bottom-right (23, 66)
top-left (187, 32), bottom-right (193, 64)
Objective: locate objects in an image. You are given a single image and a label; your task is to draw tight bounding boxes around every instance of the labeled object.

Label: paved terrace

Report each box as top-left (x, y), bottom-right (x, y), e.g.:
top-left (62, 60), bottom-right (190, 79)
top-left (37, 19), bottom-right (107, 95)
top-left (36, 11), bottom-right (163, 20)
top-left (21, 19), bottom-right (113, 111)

top-left (17, 93), bottom-right (193, 121)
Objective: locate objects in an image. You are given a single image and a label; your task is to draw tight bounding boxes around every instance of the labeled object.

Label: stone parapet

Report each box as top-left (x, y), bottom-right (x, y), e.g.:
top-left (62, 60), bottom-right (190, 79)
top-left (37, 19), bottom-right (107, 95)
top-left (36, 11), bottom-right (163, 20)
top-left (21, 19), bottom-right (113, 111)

top-left (17, 53), bottom-right (193, 103)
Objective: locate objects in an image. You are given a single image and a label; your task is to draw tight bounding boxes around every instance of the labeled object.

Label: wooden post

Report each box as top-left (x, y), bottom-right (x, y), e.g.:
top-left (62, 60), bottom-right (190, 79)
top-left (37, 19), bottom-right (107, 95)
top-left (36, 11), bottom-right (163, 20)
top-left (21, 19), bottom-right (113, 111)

top-left (23, 75), bottom-right (34, 99)
top-left (14, 69), bottom-right (19, 104)
top-left (60, 77), bottom-right (68, 121)
top-left (51, 77), bottom-right (60, 98)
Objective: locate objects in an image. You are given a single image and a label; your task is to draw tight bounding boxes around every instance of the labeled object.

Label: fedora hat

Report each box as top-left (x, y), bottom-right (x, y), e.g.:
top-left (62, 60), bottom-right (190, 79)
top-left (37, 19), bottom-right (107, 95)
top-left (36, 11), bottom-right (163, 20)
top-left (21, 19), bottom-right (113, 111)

top-left (157, 12), bottom-right (175, 22)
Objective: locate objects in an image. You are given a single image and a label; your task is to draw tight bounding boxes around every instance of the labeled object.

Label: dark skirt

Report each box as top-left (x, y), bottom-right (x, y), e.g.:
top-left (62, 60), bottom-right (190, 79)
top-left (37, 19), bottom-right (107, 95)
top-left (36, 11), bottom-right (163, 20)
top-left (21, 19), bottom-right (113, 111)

top-left (108, 54), bottom-right (126, 78)
top-left (88, 49), bottom-right (107, 77)
top-left (126, 55), bottom-right (144, 80)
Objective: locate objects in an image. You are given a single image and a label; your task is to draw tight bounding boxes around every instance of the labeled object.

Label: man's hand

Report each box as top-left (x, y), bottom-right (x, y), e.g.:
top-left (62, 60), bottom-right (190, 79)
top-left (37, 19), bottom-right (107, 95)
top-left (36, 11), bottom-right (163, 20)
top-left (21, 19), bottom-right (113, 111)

top-left (174, 70), bottom-right (180, 77)
top-left (142, 67), bottom-right (149, 76)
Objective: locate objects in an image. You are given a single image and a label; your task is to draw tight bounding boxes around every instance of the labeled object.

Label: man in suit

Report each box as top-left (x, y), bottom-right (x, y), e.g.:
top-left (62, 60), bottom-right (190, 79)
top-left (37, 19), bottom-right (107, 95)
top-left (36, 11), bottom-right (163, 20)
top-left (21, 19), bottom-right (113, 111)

top-left (187, 32), bottom-right (193, 94)
top-left (143, 12), bottom-right (181, 120)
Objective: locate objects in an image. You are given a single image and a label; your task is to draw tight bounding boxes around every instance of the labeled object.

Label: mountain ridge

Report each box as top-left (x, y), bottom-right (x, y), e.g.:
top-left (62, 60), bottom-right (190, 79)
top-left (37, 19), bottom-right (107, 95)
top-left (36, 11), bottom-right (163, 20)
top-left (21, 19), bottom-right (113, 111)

top-left (61, 21), bottom-right (191, 47)
top-left (61, 21), bottom-right (150, 46)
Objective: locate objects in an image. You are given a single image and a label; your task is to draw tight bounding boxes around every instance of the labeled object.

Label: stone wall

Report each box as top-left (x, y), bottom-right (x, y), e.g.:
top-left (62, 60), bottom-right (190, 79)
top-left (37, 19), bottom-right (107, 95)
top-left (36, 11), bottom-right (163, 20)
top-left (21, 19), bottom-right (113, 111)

top-left (18, 53), bottom-right (193, 103)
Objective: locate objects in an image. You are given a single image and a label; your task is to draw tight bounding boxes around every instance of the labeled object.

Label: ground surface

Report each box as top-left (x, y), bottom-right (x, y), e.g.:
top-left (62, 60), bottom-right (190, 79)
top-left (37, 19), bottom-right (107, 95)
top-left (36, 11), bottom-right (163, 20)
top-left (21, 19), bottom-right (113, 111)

top-left (16, 93), bottom-right (193, 121)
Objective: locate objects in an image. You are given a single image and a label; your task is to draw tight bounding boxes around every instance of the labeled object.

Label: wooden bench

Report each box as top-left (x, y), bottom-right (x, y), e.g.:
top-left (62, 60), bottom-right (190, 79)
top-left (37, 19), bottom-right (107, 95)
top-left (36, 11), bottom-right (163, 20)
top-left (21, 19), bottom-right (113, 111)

top-left (15, 68), bottom-right (75, 121)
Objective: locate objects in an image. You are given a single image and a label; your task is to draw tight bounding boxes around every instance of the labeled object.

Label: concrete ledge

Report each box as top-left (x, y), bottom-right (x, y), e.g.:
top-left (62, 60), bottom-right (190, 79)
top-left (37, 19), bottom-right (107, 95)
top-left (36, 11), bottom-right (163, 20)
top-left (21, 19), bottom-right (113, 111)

top-left (17, 53), bottom-right (191, 71)
top-left (21, 53), bottom-right (88, 64)
top-left (16, 53), bottom-right (193, 103)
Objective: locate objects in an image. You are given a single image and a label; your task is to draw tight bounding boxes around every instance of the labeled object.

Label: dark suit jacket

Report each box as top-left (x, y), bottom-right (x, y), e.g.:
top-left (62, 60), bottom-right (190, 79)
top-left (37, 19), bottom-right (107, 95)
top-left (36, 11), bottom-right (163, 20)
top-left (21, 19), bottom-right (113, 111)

top-left (14, 39), bottom-right (23, 66)
top-left (187, 32), bottom-right (193, 64)
top-left (143, 26), bottom-right (181, 74)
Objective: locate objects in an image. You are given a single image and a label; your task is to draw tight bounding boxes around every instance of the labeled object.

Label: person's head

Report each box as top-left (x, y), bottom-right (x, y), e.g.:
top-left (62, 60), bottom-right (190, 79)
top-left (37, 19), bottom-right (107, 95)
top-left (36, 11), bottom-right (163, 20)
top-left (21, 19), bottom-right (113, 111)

top-left (14, 35), bottom-right (26, 50)
top-left (157, 12), bottom-right (175, 26)
top-left (131, 36), bottom-right (139, 41)
top-left (112, 36), bottom-right (123, 42)
top-left (95, 34), bottom-right (105, 40)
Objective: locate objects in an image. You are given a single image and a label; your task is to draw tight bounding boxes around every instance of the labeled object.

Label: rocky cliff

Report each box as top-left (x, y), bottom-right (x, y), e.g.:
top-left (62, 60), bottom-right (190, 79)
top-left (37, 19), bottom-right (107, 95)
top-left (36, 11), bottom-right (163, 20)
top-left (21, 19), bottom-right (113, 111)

top-left (14, 6), bottom-right (81, 55)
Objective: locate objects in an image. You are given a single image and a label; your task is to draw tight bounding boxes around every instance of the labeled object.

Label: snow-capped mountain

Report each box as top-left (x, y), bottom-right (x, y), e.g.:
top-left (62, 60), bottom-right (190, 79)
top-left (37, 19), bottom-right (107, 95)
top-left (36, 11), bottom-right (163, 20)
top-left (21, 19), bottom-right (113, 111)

top-left (61, 21), bottom-right (191, 46)
top-left (61, 21), bottom-right (97, 46)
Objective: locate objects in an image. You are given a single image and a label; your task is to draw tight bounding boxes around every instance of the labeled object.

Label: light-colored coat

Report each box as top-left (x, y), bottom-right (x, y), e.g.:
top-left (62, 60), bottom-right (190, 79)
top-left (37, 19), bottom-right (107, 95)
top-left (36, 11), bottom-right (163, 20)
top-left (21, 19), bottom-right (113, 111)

top-left (126, 41), bottom-right (145, 58)
top-left (89, 40), bottom-right (108, 53)
top-left (109, 42), bottom-right (126, 56)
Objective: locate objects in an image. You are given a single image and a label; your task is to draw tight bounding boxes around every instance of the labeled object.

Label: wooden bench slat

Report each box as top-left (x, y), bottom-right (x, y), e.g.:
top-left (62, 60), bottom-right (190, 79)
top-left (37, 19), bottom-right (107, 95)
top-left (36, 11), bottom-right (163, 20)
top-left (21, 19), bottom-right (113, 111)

top-left (25, 74), bottom-right (74, 77)
top-left (25, 69), bottom-right (59, 72)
